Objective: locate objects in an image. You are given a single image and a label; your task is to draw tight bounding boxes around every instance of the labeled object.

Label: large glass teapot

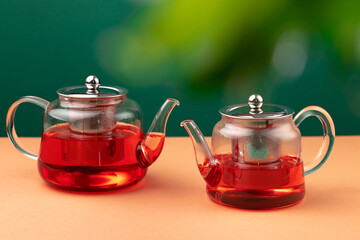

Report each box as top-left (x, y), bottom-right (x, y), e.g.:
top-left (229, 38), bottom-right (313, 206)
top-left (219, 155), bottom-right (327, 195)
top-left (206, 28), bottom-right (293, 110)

top-left (6, 75), bottom-right (179, 191)
top-left (181, 94), bottom-right (335, 209)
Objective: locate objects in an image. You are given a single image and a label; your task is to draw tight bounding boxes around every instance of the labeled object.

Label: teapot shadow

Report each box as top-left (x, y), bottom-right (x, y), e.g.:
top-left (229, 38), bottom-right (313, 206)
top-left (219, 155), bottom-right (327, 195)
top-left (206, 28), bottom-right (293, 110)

top-left (201, 183), bottom-right (345, 212)
top-left (40, 172), bottom-right (185, 196)
top-left (296, 185), bottom-right (348, 211)
top-left (42, 178), bottom-right (149, 195)
top-left (238, 185), bottom-right (346, 212)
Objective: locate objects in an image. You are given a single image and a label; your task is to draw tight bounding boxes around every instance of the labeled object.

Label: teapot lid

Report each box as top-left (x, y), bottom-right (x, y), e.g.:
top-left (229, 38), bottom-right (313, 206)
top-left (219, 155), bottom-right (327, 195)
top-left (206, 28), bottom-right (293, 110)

top-left (57, 75), bottom-right (127, 99)
top-left (219, 94), bottom-right (294, 119)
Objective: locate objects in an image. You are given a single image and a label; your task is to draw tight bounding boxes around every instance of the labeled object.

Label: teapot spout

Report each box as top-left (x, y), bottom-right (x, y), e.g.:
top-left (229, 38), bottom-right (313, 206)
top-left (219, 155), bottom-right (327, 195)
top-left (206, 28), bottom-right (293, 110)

top-left (137, 98), bottom-right (180, 168)
top-left (181, 120), bottom-right (221, 187)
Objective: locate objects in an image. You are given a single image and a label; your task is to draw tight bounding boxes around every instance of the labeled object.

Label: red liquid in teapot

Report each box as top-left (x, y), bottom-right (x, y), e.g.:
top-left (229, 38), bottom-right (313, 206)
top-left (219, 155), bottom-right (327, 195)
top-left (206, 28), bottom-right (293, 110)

top-left (38, 123), bottom-right (164, 191)
top-left (203, 154), bottom-right (305, 209)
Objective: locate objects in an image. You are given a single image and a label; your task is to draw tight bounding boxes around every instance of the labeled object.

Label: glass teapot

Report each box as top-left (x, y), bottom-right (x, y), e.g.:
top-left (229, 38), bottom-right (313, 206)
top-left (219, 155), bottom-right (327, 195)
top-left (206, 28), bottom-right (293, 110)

top-left (181, 94), bottom-right (335, 209)
top-left (6, 75), bottom-right (179, 191)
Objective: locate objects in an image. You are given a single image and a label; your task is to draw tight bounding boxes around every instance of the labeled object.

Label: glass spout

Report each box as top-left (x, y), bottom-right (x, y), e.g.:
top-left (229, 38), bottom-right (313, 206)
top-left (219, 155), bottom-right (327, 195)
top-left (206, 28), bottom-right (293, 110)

top-left (181, 120), bottom-right (221, 187)
top-left (137, 98), bottom-right (180, 168)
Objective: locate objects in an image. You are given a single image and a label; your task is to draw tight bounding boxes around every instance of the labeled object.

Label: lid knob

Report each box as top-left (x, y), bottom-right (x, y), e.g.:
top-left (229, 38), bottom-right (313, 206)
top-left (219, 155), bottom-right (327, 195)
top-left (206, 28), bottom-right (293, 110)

top-left (85, 75), bottom-right (100, 94)
top-left (248, 94), bottom-right (263, 114)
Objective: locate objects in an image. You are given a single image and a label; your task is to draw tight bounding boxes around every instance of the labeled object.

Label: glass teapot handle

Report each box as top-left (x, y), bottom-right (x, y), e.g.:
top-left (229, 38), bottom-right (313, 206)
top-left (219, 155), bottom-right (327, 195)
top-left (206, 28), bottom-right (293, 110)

top-left (6, 96), bottom-right (49, 160)
top-left (294, 106), bottom-right (335, 175)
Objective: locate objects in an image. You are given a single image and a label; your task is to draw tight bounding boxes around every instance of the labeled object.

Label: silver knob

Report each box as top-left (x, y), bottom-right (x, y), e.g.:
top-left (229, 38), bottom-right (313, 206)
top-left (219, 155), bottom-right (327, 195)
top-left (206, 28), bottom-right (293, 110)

top-left (248, 94), bottom-right (263, 114)
top-left (85, 75), bottom-right (100, 94)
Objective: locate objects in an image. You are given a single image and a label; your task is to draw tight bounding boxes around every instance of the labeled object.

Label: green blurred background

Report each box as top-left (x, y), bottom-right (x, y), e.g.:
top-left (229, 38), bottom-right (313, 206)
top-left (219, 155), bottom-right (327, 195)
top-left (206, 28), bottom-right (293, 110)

top-left (1, 0), bottom-right (359, 137)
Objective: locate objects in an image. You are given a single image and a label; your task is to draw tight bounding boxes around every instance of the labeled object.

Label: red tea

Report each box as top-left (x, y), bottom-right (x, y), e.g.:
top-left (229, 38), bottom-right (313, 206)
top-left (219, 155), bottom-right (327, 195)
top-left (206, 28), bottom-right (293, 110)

top-left (203, 154), bottom-right (305, 209)
top-left (38, 123), bottom-right (164, 191)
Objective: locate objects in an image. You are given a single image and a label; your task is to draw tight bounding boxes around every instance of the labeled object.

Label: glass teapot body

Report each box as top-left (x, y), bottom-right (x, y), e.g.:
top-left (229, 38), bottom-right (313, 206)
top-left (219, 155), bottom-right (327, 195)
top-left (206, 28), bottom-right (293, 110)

top-left (38, 94), bottom-right (147, 191)
top-left (209, 115), bottom-right (305, 209)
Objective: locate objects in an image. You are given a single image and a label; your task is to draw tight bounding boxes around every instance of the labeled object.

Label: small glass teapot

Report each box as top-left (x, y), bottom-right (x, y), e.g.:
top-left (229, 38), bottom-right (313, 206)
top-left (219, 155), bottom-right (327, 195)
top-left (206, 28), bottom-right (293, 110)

top-left (181, 94), bottom-right (335, 209)
top-left (6, 75), bottom-right (179, 191)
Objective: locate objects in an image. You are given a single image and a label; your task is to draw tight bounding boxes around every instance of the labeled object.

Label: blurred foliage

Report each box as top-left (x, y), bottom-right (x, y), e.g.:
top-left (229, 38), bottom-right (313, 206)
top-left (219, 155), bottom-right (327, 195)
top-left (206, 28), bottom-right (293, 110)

top-left (1, 0), bottom-right (360, 137)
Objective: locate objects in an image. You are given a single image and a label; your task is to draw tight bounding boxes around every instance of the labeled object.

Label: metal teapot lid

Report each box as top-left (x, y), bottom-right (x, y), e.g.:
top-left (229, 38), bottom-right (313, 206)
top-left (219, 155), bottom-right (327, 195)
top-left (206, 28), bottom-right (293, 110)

top-left (57, 75), bottom-right (127, 99)
top-left (219, 94), bottom-right (294, 119)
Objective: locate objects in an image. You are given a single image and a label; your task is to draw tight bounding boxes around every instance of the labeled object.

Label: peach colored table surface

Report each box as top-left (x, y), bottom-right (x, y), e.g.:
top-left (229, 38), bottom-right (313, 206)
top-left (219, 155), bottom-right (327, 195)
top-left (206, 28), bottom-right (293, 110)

top-left (0, 136), bottom-right (359, 240)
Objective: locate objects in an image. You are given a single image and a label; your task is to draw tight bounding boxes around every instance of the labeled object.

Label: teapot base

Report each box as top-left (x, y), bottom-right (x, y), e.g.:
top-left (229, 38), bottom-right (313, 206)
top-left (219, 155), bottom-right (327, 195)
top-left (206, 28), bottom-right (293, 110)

top-left (38, 160), bottom-right (147, 191)
top-left (206, 184), bottom-right (305, 210)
